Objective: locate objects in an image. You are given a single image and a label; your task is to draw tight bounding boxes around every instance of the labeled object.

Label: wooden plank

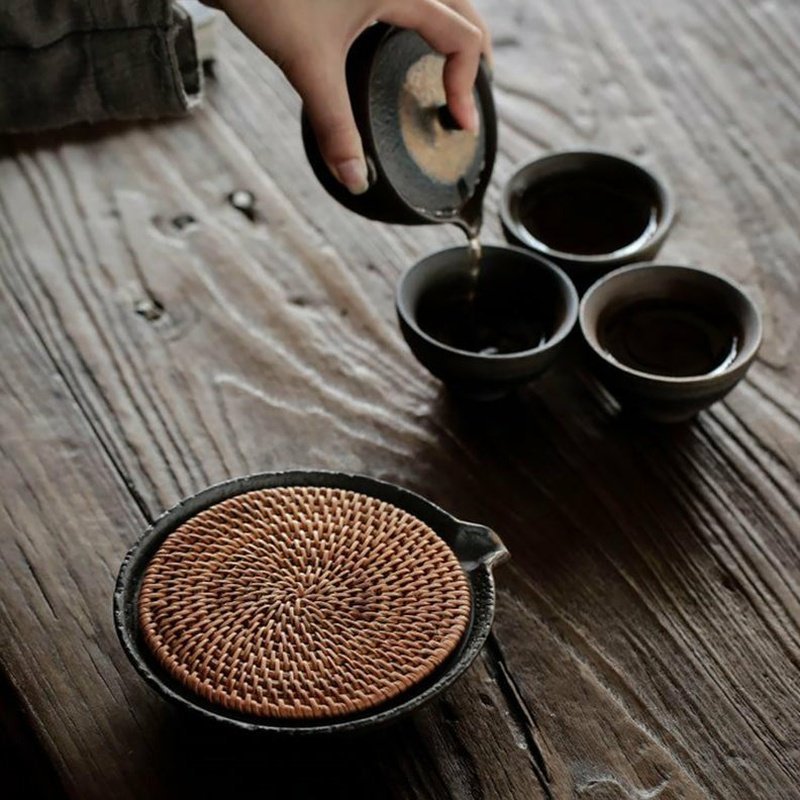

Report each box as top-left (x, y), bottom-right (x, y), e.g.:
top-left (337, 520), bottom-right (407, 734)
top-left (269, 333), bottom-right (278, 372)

top-left (0, 0), bottom-right (799, 797)
top-left (0, 276), bottom-right (171, 798)
top-left (0, 193), bottom-right (549, 799)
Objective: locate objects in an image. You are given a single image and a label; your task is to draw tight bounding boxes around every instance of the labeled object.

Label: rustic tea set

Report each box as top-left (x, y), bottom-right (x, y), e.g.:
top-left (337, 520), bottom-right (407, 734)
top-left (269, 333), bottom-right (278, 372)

top-left (115, 25), bottom-right (762, 737)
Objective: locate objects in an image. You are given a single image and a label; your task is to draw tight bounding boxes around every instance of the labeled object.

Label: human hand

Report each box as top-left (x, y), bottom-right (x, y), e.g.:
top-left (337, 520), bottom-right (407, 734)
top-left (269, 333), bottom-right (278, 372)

top-left (213, 0), bottom-right (492, 194)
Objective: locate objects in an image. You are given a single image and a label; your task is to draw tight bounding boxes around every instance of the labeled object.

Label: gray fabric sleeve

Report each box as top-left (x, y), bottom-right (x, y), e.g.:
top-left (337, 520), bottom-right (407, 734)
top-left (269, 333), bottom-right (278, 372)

top-left (0, 1), bottom-right (202, 132)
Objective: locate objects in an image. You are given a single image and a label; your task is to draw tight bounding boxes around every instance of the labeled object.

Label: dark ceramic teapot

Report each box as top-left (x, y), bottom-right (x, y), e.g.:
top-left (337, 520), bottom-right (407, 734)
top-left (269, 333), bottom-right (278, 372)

top-left (302, 23), bottom-right (497, 233)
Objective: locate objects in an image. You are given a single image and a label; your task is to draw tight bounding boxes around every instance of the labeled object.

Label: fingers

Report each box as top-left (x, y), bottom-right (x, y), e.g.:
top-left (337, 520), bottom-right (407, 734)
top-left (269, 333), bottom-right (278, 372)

top-left (437, 0), bottom-right (494, 69)
top-left (384, 0), bottom-right (482, 132)
top-left (289, 54), bottom-right (369, 195)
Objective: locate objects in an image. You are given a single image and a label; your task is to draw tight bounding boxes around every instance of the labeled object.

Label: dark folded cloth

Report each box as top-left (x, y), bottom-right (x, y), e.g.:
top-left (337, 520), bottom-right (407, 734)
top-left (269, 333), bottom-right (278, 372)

top-left (0, 1), bottom-right (202, 132)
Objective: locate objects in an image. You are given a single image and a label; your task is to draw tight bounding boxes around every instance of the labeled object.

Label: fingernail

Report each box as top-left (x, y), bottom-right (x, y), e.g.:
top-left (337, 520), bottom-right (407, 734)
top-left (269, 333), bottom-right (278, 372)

top-left (335, 158), bottom-right (369, 195)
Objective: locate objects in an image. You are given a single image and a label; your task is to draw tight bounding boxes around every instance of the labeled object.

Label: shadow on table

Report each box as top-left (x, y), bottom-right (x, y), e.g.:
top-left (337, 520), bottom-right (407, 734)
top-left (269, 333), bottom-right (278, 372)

top-left (401, 366), bottom-right (709, 594)
top-left (149, 707), bottom-right (438, 799)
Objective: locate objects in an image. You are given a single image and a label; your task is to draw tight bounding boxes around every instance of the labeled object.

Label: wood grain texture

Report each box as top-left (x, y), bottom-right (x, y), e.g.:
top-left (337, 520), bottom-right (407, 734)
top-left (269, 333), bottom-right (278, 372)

top-left (0, 195), bottom-right (547, 800)
top-left (1, 1), bottom-right (799, 798)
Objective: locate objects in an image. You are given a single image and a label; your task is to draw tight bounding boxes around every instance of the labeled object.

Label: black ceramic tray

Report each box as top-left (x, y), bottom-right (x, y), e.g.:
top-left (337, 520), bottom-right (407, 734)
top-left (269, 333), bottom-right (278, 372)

top-left (114, 470), bottom-right (508, 735)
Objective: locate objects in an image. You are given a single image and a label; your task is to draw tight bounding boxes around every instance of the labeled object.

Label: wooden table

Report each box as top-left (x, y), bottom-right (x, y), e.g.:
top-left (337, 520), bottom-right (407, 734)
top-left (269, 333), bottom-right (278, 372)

top-left (2, 1), bottom-right (799, 797)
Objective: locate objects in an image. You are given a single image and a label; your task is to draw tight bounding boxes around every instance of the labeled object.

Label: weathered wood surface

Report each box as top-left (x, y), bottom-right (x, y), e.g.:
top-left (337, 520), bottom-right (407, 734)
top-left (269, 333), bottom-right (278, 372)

top-left (1, 0), bottom-right (799, 797)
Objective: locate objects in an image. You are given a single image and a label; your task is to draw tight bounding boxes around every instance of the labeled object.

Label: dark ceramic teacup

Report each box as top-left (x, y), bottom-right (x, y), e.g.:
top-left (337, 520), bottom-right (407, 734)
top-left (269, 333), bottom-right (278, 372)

top-left (580, 264), bottom-right (762, 422)
top-left (396, 245), bottom-right (578, 399)
top-left (501, 151), bottom-right (675, 288)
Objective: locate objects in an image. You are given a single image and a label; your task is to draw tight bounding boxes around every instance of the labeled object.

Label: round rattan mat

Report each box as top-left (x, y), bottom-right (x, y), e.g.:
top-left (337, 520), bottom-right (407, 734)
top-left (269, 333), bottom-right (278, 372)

top-left (138, 486), bottom-right (471, 720)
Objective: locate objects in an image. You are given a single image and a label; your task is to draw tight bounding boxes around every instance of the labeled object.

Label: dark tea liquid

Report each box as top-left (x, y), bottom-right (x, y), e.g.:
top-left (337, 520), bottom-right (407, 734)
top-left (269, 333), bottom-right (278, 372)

top-left (416, 268), bottom-right (551, 355)
top-left (429, 210), bottom-right (550, 355)
top-left (599, 299), bottom-right (740, 377)
top-left (517, 173), bottom-right (658, 255)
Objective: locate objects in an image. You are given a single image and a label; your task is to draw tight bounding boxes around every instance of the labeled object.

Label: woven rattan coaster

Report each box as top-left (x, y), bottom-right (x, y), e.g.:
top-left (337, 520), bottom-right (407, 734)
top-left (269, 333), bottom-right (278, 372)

top-left (138, 486), bottom-right (471, 720)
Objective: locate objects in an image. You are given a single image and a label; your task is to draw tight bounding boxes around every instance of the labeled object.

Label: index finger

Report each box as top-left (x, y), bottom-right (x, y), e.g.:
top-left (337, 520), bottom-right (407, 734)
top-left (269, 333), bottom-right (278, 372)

top-left (438, 0), bottom-right (494, 69)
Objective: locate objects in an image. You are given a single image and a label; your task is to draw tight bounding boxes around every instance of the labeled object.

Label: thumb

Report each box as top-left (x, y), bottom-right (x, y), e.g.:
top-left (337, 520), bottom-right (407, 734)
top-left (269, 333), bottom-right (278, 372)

top-left (291, 56), bottom-right (369, 195)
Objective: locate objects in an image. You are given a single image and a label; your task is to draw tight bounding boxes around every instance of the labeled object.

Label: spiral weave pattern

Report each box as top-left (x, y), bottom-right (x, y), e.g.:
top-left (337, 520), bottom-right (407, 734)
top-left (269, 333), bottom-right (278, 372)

top-left (138, 486), bottom-right (471, 719)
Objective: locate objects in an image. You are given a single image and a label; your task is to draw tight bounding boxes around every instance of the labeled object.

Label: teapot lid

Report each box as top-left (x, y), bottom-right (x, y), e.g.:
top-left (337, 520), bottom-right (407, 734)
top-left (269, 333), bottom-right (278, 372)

top-left (365, 26), bottom-right (496, 230)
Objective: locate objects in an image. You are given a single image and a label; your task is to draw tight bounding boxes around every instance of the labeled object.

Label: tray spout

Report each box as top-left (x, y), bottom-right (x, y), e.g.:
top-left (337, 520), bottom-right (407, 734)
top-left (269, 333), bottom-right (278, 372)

top-left (452, 522), bottom-right (510, 571)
